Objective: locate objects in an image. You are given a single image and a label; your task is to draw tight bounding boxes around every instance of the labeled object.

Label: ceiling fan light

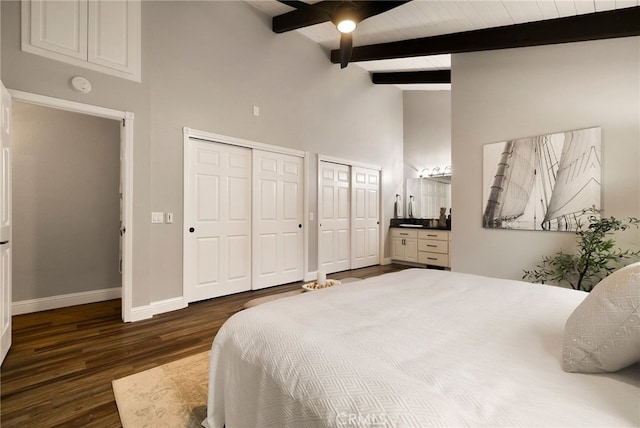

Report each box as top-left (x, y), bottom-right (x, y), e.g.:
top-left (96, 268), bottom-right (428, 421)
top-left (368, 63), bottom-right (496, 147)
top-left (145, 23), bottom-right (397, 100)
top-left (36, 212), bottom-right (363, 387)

top-left (336, 19), bottom-right (357, 33)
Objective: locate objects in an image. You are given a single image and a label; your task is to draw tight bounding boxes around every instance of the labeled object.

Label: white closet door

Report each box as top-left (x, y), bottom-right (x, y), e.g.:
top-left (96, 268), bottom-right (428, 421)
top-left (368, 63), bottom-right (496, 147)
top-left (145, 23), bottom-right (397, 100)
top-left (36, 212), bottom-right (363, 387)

top-left (252, 150), bottom-right (304, 289)
top-left (318, 161), bottom-right (350, 274)
top-left (0, 83), bottom-right (12, 365)
top-left (351, 167), bottom-right (380, 269)
top-left (185, 140), bottom-right (251, 302)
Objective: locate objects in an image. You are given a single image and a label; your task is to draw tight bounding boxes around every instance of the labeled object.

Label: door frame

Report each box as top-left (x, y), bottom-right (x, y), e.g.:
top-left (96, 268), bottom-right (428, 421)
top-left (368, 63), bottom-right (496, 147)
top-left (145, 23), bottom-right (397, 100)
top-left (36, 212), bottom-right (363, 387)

top-left (182, 127), bottom-right (307, 299)
top-left (9, 89), bottom-right (134, 322)
top-left (317, 155), bottom-right (382, 275)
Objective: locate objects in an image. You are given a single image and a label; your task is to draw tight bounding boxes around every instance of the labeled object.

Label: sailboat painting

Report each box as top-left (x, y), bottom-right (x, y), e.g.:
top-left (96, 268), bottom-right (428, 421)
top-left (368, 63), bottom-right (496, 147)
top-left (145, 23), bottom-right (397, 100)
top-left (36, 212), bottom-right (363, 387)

top-left (483, 127), bottom-right (601, 231)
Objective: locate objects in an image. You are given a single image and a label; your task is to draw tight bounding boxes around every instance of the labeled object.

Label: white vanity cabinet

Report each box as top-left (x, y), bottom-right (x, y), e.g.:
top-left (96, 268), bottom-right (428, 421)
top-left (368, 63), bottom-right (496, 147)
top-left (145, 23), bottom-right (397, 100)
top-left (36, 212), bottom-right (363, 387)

top-left (417, 229), bottom-right (450, 268)
top-left (391, 228), bottom-right (451, 268)
top-left (21, 0), bottom-right (141, 81)
top-left (390, 228), bottom-right (418, 263)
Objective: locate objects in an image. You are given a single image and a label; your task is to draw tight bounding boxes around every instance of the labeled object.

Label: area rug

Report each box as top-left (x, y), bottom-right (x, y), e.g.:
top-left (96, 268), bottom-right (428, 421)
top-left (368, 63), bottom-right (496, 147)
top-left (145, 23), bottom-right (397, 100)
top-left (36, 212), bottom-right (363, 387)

top-left (112, 351), bottom-right (210, 428)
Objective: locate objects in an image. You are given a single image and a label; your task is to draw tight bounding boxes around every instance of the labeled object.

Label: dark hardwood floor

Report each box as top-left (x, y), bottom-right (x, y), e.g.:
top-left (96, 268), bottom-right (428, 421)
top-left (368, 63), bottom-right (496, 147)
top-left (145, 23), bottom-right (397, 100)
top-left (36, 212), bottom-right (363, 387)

top-left (0, 264), bottom-right (409, 427)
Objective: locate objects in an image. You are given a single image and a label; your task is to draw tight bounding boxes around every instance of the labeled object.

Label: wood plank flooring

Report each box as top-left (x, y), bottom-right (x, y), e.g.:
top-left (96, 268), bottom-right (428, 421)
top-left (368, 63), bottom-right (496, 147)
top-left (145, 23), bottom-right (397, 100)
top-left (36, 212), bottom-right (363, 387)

top-left (0, 264), bottom-right (409, 428)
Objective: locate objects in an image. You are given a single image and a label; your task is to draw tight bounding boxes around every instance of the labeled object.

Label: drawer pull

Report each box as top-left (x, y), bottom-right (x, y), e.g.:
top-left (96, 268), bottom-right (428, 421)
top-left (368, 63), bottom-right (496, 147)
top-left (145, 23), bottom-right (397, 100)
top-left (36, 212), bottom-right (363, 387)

top-left (400, 232), bottom-right (409, 236)
top-left (427, 244), bottom-right (437, 247)
top-left (427, 257), bottom-right (438, 260)
top-left (426, 234), bottom-right (438, 237)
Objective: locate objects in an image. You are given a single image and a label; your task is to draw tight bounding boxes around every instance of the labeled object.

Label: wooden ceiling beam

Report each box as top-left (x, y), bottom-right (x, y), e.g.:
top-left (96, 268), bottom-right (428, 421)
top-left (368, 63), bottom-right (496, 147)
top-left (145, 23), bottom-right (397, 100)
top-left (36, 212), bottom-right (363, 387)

top-left (331, 6), bottom-right (640, 63)
top-left (273, 1), bottom-right (411, 34)
top-left (372, 70), bottom-right (451, 85)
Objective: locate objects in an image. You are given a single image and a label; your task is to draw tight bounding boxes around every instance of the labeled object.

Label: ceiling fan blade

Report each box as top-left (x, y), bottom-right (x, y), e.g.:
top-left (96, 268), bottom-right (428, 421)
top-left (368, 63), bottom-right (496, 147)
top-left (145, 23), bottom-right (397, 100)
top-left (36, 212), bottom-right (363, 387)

top-left (340, 32), bottom-right (353, 69)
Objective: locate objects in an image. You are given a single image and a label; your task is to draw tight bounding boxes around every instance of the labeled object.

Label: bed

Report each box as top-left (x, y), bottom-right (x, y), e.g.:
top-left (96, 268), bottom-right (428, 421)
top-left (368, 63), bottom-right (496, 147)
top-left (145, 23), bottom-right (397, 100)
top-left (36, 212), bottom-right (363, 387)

top-left (202, 268), bottom-right (640, 427)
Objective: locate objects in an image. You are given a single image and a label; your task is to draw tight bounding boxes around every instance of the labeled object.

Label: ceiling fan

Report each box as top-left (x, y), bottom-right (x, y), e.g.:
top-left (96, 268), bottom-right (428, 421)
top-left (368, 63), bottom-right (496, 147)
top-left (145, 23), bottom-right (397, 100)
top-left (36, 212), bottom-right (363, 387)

top-left (275, 1), bottom-right (411, 69)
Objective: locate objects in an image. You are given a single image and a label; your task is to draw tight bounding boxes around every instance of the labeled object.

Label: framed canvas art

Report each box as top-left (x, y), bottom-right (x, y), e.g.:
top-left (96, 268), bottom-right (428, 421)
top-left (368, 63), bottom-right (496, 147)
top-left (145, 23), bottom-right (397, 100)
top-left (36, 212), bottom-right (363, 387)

top-left (483, 127), bottom-right (601, 231)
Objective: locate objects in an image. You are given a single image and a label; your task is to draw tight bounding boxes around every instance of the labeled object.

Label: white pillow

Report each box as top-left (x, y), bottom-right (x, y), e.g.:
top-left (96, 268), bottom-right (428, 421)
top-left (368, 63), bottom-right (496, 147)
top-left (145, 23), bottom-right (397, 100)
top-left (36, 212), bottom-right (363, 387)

top-left (562, 262), bottom-right (640, 373)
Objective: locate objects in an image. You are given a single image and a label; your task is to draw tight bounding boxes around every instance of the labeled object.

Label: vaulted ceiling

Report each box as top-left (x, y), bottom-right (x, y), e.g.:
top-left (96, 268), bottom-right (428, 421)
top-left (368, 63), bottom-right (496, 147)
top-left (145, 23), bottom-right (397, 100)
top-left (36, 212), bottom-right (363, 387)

top-left (248, 1), bottom-right (640, 90)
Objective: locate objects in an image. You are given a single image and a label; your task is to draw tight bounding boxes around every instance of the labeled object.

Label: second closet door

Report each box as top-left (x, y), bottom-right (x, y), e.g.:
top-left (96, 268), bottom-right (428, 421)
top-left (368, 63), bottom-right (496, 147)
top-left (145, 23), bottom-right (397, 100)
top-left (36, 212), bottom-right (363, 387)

top-left (318, 161), bottom-right (350, 274)
top-left (252, 150), bottom-right (304, 289)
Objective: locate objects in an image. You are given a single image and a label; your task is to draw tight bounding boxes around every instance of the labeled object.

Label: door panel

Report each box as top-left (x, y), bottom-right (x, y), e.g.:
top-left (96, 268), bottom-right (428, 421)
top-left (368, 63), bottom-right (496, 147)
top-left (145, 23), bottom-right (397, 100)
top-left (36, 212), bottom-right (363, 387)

top-left (351, 167), bottom-right (380, 269)
top-left (185, 140), bottom-right (251, 302)
top-left (252, 150), bottom-right (303, 289)
top-left (0, 82), bottom-right (12, 365)
top-left (319, 161), bottom-right (350, 274)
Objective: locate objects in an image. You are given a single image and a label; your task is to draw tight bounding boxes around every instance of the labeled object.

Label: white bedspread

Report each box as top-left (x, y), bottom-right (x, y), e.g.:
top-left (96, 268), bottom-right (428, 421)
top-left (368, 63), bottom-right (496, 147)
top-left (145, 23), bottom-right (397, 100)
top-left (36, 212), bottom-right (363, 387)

top-left (203, 269), bottom-right (640, 427)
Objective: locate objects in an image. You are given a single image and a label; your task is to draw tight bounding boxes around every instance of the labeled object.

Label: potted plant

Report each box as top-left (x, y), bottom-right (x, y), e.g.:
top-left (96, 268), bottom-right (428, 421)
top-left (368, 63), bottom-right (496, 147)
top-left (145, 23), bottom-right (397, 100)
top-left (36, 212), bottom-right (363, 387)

top-left (523, 210), bottom-right (640, 292)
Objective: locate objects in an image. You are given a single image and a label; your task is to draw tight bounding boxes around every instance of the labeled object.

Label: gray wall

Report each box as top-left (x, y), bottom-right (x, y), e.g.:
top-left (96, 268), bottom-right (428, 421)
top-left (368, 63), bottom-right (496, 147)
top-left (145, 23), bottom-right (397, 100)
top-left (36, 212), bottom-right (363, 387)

top-left (451, 37), bottom-right (640, 280)
top-left (12, 102), bottom-right (121, 301)
top-left (2, 1), bottom-right (404, 307)
top-left (403, 91), bottom-right (451, 180)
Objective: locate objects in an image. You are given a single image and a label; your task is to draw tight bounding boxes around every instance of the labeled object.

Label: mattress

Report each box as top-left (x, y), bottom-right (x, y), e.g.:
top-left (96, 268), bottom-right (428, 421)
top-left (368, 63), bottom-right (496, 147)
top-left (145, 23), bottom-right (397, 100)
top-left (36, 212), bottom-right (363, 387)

top-left (203, 268), bottom-right (640, 427)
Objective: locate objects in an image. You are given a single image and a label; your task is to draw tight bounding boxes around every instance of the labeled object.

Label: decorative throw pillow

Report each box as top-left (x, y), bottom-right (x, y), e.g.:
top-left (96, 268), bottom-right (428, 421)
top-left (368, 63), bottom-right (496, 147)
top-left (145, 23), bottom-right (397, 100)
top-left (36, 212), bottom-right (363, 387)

top-left (562, 262), bottom-right (640, 373)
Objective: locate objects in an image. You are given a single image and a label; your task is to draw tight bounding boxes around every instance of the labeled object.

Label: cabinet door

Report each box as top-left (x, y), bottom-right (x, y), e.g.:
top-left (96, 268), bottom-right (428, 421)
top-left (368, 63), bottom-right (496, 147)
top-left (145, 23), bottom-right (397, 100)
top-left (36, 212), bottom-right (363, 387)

top-left (25, 0), bottom-right (88, 60)
top-left (88, 0), bottom-right (141, 76)
top-left (391, 237), bottom-right (405, 260)
top-left (404, 238), bottom-right (418, 262)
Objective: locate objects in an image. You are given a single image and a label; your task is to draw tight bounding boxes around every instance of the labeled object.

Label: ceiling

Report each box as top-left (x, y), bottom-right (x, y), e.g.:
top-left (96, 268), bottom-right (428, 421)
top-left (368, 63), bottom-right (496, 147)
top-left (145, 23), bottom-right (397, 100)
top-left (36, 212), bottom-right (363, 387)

top-left (247, 0), bottom-right (640, 90)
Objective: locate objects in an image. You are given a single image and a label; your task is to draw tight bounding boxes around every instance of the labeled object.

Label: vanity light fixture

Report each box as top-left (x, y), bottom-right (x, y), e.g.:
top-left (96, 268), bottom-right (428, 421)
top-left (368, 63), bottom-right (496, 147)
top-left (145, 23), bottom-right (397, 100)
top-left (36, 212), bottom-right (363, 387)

top-left (420, 165), bottom-right (452, 178)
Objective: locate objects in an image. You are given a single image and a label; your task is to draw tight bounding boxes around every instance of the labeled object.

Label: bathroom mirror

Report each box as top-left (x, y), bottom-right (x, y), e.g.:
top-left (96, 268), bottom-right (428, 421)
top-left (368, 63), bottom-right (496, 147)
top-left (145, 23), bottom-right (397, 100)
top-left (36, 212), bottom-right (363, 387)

top-left (406, 176), bottom-right (451, 219)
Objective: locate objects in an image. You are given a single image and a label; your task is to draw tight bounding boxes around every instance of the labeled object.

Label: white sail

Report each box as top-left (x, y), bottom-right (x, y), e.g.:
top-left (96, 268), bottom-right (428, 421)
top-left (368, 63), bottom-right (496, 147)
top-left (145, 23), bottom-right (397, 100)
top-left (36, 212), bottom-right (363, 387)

top-left (543, 128), bottom-right (601, 223)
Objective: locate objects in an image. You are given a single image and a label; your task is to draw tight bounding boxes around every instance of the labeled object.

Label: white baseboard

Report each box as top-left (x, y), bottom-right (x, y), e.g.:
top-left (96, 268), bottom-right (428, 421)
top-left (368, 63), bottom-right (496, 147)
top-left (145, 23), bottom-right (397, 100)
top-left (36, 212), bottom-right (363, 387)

top-left (13, 287), bottom-right (122, 316)
top-left (129, 297), bottom-right (187, 322)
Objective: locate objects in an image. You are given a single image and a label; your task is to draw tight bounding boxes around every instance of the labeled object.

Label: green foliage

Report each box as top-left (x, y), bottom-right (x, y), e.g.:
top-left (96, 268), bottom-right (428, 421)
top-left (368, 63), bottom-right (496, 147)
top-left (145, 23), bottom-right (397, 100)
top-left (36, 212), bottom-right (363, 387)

top-left (523, 212), bottom-right (640, 292)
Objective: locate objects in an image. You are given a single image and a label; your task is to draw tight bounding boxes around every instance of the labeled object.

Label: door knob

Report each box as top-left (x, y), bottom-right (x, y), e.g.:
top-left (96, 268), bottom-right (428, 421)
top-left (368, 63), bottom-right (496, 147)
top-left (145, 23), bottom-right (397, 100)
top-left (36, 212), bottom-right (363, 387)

top-left (298, 224), bottom-right (302, 229)
top-left (0, 240), bottom-right (8, 245)
top-left (189, 227), bottom-right (195, 233)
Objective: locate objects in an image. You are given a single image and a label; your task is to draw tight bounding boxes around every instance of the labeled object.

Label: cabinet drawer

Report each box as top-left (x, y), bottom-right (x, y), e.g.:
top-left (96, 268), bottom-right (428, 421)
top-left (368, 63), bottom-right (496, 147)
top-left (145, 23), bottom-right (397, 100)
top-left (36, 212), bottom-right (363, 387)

top-left (418, 239), bottom-right (448, 254)
top-left (390, 228), bottom-right (418, 239)
top-left (418, 230), bottom-right (449, 241)
top-left (418, 252), bottom-right (449, 267)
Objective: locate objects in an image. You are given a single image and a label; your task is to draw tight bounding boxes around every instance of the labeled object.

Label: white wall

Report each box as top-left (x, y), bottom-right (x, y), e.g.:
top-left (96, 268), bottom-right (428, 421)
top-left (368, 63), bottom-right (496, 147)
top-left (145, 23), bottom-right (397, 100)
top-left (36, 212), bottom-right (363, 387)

top-left (2, 1), bottom-right (404, 309)
top-left (403, 91), bottom-right (451, 180)
top-left (12, 102), bottom-right (121, 300)
top-left (451, 37), bottom-right (640, 280)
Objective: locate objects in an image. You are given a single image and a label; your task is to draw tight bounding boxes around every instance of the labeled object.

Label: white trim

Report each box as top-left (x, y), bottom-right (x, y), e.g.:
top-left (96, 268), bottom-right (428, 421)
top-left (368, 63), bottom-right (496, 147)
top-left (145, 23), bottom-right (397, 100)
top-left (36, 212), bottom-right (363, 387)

top-left (12, 288), bottom-right (122, 316)
top-left (304, 270), bottom-right (317, 283)
top-left (184, 127), bottom-right (305, 158)
top-left (303, 152), bottom-right (311, 281)
top-left (8, 90), bottom-right (126, 120)
top-left (381, 257), bottom-right (392, 266)
top-left (318, 154), bottom-right (381, 172)
top-left (128, 297), bottom-right (187, 323)
top-left (182, 129), bottom-right (191, 304)
top-left (9, 89), bottom-right (134, 322)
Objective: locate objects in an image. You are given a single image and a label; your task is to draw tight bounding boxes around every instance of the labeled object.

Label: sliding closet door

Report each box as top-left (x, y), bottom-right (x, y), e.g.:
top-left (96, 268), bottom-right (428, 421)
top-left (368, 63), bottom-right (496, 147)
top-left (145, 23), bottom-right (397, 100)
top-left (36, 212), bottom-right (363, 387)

top-left (184, 140), bottom-right (252, 302)
top-left (0, 83), bottom-right (12, 365)
top-left (351, 167), bottom-right (380, 269)
top-left (318, 161), bottom-right (350, 274)
top-left (252, 150), bottom-right (304, 289)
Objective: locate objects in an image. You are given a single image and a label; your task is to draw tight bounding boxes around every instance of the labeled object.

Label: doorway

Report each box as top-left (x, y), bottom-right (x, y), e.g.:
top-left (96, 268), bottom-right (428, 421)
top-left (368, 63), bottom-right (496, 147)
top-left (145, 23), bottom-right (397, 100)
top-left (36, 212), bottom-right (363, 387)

top-left (8, 90), bottom-right (134, 322)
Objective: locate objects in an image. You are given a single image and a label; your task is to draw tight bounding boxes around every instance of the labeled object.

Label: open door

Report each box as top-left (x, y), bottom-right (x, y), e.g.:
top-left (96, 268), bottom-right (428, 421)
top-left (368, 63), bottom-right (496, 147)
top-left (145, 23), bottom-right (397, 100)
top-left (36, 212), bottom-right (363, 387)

top-left (0, 82), bottom-right (13, 365)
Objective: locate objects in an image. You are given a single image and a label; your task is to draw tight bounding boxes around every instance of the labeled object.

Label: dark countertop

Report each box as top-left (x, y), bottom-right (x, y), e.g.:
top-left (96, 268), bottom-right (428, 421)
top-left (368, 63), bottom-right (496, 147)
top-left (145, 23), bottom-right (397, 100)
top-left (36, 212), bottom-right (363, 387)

top-left (389, 218), bottom-right (451, 230)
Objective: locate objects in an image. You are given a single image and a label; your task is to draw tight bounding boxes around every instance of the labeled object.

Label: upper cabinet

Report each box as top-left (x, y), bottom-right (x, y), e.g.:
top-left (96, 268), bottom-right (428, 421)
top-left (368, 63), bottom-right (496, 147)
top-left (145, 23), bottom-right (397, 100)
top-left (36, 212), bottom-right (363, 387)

top-left (21, 0), bottom-right (141, 82)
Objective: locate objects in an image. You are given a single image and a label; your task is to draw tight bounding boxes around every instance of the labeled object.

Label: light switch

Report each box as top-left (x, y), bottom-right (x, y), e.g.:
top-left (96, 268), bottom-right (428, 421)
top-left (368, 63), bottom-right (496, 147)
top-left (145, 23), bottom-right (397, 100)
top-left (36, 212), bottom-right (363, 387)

top-left (166, 212), bottom-right (174, 224)
top-left (151, 212), bottom-right (164, 223)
